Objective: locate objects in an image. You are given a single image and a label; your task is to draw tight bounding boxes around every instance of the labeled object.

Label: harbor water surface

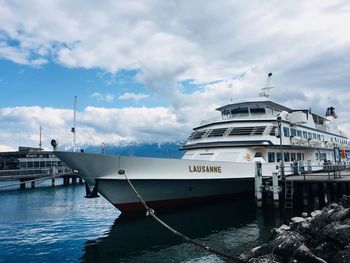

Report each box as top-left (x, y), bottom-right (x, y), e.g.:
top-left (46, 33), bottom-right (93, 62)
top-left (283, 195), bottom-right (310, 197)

top-left (0, 180), bottom-right (284, 262)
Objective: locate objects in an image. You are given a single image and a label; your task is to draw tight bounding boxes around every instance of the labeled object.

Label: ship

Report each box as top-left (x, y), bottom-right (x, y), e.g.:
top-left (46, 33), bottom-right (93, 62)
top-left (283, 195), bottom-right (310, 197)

top-left (55, 74), bottom-right (350, 213)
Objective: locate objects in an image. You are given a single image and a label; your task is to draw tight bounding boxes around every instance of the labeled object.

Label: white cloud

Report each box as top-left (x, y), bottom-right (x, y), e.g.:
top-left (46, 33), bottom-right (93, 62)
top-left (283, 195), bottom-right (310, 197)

top-left (0, 105), bottom-right (189, 151)
top-left (90, 92), bottom-right (114, 103)
top-left (118, 92), bottom-right (150, 101)
top-left (0, 0), bottom-right (350, 148)
top-left (0, 144), bottom-right (15, 152)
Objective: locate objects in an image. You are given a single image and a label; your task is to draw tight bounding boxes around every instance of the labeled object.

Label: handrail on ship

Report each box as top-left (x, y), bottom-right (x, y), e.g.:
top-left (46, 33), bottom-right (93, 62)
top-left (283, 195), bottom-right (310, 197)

top-left (199, 113), bottom-right (277, 126)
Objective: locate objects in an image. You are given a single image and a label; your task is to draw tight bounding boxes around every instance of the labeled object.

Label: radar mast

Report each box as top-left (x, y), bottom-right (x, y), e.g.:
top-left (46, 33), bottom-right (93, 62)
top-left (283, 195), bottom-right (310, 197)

top-left (259, 72), bottom-right (275, 98)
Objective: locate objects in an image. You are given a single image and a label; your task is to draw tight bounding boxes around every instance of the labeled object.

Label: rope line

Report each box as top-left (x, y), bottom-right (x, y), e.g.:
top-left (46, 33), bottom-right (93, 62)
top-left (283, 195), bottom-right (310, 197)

top-left (0, 174), bottom-right (62, 189)
top-left (119, 169), bottom-right (240, 262)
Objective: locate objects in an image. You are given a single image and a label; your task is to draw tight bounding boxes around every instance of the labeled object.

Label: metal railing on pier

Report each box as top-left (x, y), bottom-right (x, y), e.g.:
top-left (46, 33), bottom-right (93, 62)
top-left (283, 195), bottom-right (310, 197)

top-left (281, 161), bottom-right (350, 181)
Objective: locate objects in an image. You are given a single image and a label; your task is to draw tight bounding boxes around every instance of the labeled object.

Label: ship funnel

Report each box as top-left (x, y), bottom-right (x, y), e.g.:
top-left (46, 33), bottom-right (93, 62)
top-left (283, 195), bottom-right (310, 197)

top-left (259, 72), bottom-right (275, 98)
top-left (326, 107), bottom-right (337, 118)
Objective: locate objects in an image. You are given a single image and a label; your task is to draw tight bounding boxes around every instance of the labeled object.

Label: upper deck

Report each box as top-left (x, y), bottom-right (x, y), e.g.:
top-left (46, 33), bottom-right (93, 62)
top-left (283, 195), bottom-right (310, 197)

top-left (183, 98), bottom-right (348, 151)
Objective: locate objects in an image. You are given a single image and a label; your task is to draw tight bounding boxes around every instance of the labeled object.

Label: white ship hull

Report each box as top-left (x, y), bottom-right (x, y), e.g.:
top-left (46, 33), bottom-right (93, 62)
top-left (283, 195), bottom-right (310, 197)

top-left (55, 152), bottom-right (277, 213)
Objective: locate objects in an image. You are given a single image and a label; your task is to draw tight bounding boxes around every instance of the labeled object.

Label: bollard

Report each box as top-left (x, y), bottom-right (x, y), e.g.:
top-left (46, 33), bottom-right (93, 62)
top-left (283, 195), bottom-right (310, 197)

top-left (255, 162), bottom-right (262, 207)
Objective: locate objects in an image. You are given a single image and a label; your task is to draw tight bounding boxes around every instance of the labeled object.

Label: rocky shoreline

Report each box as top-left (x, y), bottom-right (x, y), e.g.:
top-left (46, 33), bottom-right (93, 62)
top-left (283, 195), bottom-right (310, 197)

top-left (239, 195), bottom-right (350, 263)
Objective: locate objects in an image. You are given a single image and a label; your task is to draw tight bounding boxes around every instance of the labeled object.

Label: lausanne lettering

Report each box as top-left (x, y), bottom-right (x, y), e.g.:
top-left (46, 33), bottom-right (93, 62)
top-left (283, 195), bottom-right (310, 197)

top-left (188, 165), bottom-right (222, 173)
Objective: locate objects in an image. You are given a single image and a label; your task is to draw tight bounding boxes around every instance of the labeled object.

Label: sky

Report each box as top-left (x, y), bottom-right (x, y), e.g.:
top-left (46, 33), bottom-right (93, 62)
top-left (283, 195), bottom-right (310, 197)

top-left (0, 0), bottom-right (350, 151)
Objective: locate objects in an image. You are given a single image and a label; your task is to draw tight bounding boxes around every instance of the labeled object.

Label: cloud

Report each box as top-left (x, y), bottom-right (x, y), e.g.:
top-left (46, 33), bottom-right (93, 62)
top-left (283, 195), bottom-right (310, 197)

top-left (0, 0), bottom-right (350, 149)
top-left (118, 92), bottom-right (150, 101)
top-left (0, 105), bottom-right (189, 150)
top-left (90, 92), bottom-right (114, 103)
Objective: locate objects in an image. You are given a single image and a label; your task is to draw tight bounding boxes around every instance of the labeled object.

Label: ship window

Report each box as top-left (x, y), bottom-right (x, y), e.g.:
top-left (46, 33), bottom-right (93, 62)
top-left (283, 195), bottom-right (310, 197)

top-left (269, 126), bottom-right (277, 136)
top-left (253, 126), bottom-right (266, 135)
top-left (308, 132), bottom-right (312, 139)
top-left (317, 134), bottom-right (321, 141)
top-left (303, 131), bottom-right (308, 139)
top-left (302, 153), bottom-right (305, 160)
top-left (313, 133), bottom-right (317, 139)
top-left (276, 152), bottom-right (282, 162)
top-left (34, 162), bottom-right (39, 168)
top-left (315, 152), bottom-right (319, 160)
top-left (207, 128), bottom-right (227, 137)
top-left (191, 130), bottom-right (207, 140)
top-left (291, 153), bottom-right (296, 161)
top-left (283, 127), bottom-right (290, 137)
top-left (187, 132), bottom-right (195, 140)
top-left (297, 130), bottom-right (302, 137)
top-left (297, 153), bottom-right (302, 161)
top-left (268, 152), bottom-right (275, 163)
top-left (250, 108), bottom-right (266, 115)
top-left (230, 127), bottom-right (255, 136)
top-left (291, 128), bottom-right (296, 136)
top-left (231, 107), bottom-right (249, 116)
top-left (284, 152), bottom-right (290, 162)
top-left (28, 162), bottom-right (33, 168)
top-left (254, 152), bottom-right (263, 158)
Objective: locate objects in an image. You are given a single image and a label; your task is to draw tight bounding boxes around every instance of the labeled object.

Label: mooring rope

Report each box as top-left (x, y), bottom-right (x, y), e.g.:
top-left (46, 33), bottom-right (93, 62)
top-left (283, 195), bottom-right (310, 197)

top-left (118, 169), bottom-right (240, 262)
top-left (0, 174), bottom-right (62, 189)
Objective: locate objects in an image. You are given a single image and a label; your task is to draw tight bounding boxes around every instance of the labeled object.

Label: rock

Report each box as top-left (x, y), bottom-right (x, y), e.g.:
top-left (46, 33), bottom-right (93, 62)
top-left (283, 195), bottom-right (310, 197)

top-left (329, 203), bottom-right (340, 209)
top-left (239, 231), bottom-right (326, 263)
top-left (341, 195), bottom-right (350, 208)
top-left (314, 242), bottom-right (342, 262)
top-left (248, 254), bottom-right (283, 263)
top-left (329, 207), bottom-right (350, 222)
top-left (331, 246), bottom-right (350, 263)
top-left (317, 222), bottom-right (350, 247)
top-left (309, 209), bottom-right (335, 233)
top-left (302, 212), bottom-right (308, 218)
top-left (290, 217), bottom-right (311, 236)
top-left (311, 210), bottom-right (322, 217)
top-left (291, 217), bottom-right (306, 223)
top-left (271, 224), bottom-right (290, 239)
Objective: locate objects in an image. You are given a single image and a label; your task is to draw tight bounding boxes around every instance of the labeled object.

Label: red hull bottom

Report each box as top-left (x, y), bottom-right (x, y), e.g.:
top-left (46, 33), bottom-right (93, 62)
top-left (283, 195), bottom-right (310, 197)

top-left (113, 192), bottom-right (253, 214)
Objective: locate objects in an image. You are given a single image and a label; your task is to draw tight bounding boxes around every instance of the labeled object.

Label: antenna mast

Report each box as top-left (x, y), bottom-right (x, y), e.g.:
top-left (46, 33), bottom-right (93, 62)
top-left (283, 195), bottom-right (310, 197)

top-left (71, 96), bottom-right (77, 152)
top-left (39, 126), bottom-right (42, 150)
top-left (259, 72), bottom-right (275, 98)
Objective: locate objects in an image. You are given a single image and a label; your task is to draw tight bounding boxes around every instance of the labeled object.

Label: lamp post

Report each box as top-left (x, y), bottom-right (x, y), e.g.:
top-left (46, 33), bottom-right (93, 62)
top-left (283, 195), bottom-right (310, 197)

top-left (277, 116), bottom-right (285, 178)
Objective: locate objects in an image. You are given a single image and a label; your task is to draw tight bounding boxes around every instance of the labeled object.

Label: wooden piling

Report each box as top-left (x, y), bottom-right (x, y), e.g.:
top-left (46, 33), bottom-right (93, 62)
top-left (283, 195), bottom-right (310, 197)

top-left (19, 179), bottom-right (26, 189)
top-left (317, 183), bottom-right (325, 208)
top-left (255, 162), bottom-right (263, 207)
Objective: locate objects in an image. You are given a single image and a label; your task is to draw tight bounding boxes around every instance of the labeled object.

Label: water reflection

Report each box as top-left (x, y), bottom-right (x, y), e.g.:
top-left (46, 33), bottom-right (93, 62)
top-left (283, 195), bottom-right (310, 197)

top-left (82, 198), bottom-right (282, 263)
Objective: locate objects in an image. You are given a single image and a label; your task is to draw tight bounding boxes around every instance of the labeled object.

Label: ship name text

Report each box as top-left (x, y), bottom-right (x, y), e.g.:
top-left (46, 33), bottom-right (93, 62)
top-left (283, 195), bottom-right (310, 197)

top-left (188, 165), bottom-right (222, 173)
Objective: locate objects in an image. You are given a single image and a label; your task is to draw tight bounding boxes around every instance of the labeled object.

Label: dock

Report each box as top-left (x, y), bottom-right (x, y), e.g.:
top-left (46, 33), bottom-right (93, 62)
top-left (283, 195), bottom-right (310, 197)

top-left (255, 162), bottom-right (350, 209)
top-left (0, 147), bottom-right (82, 189)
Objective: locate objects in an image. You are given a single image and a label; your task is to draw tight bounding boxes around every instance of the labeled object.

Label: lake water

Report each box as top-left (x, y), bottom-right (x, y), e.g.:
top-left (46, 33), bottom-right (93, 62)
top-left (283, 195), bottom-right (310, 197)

top-left (0, 180), bottom-right (285, 263)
